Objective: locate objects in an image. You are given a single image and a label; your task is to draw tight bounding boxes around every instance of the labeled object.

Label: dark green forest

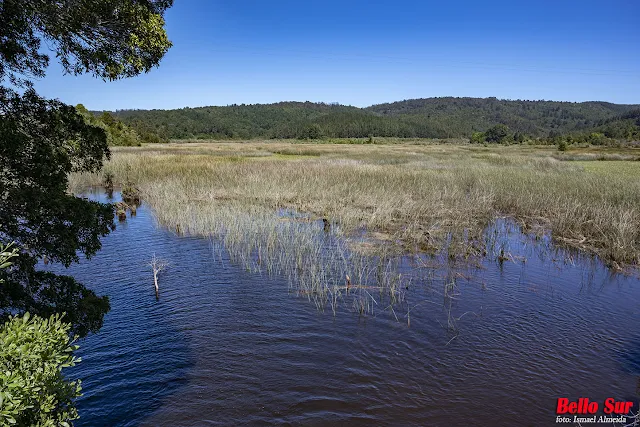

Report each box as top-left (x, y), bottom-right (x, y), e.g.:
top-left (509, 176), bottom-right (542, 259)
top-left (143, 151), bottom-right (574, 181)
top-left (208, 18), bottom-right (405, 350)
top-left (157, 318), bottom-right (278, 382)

top-left (77, 105), bottom-right (167, 146)
top-left (368, 97), bottom-right (638, 138)
top-left (586, 109), bottom-right (640, 140)
top-left (108, 97), bottom-right (640, 142)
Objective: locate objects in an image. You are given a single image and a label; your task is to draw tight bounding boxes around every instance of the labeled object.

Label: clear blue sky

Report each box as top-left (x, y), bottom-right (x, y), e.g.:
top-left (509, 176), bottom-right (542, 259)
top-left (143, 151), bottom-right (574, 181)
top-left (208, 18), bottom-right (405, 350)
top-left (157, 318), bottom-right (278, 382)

top-left (34, 0), bottom-right (640, 110)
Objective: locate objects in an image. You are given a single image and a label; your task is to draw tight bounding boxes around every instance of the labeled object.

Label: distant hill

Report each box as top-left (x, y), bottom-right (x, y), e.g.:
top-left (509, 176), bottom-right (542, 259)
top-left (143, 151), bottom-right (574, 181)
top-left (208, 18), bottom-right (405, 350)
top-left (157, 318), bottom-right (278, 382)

top-left (110, 97), bottom-right (640, 141)
top-left (366, 97), bottom-right (638, 137)
top-left (570, 108), bottom-right (640, 142)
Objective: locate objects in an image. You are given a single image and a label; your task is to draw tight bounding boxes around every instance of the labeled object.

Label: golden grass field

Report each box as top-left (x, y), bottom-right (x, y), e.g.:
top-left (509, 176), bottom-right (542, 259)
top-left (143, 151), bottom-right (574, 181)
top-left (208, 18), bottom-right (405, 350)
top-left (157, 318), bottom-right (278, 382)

top-left (70, 140), bottom-right (640, 269)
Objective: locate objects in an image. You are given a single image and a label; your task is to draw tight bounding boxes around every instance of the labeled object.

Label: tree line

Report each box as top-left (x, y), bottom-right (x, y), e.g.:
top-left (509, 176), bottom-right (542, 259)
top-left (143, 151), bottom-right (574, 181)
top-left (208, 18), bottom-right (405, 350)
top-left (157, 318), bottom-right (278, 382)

top-left (77, 105), bottom-right (169, 146)
top-left (108, 97), bottom-right (640, 141)
top-left (467, 109), bottom-right (640, 147)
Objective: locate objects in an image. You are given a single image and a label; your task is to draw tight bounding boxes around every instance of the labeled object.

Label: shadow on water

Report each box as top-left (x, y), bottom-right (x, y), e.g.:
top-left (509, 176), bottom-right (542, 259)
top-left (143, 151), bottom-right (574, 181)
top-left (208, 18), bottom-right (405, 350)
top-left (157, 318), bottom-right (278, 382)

top-left (619, 337), bottom-right (640, 376)
top-left (50, 190), bottom-right (640, 426)
top-left (615, 335), bottom-right (640, 416)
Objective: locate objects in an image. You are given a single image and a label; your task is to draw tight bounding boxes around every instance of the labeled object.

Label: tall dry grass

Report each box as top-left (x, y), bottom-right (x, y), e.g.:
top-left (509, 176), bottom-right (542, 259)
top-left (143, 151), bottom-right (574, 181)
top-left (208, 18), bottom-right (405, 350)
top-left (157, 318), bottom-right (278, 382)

top-left (70, 142), bottom-right (640, 267)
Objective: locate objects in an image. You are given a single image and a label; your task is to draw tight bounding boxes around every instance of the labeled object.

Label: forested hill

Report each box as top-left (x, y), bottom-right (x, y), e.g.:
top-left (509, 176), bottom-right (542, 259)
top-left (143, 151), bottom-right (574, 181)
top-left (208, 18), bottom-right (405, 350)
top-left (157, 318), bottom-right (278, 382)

top-left (114, 102), bottom-right (379, 140)
top-left (111, 97), bottom-right (640, 140)
top-left (577, 108), bottom-right (640, 141)
top-left (366, 97), bottom-right (638, 137)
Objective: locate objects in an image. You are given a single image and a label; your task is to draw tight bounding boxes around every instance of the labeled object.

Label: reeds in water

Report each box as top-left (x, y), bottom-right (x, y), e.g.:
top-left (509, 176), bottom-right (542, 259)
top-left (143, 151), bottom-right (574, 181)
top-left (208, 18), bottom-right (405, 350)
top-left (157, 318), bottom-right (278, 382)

top-left (67, 141), bottom-right (640, 313)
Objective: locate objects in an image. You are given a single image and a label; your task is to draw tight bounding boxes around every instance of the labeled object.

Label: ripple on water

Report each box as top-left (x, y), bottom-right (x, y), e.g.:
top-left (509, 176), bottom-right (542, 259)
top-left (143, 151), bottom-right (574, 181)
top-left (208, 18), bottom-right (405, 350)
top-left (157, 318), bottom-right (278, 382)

top-left (48, 192), bottom-right (640, 426)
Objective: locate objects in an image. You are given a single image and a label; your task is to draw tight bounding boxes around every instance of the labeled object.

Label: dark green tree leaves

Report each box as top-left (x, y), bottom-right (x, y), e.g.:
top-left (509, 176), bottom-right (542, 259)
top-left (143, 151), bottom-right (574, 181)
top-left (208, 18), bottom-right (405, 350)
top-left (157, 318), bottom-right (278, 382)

top-left (0, 89), bottom-right (113, 336)
top-left (469, 124), bottom-right (512, 144)
top-left (484, 124), bottom-right (512, 144)
top-left (0, 0), bottom-right (173, 86)
top-left (109, 98), bottom-right (640, 141)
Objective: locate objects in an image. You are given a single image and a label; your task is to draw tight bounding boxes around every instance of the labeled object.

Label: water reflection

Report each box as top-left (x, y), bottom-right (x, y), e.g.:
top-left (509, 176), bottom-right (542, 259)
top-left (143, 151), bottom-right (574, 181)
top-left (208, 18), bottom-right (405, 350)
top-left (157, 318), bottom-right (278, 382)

top-left (51, 191), bottom-right (640, 426)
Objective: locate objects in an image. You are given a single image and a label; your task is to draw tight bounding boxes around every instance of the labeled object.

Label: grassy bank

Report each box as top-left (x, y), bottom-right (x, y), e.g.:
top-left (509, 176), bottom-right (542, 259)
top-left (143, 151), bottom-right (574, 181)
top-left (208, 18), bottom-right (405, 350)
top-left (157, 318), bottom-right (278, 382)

top-left (70, 141), bottom-right (640, 267)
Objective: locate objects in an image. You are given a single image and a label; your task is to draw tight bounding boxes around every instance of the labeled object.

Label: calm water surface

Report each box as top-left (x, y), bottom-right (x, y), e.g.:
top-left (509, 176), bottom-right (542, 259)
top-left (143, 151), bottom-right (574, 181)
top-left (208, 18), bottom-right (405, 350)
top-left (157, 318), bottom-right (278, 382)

top-left (53, 193), bottom-right (639, 426)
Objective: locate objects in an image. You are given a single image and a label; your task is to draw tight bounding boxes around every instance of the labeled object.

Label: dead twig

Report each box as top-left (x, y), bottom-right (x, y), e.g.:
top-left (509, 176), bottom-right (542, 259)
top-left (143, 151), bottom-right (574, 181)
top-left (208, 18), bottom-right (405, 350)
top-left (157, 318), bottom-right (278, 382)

top-left (148, 254), bottom-right (169, 300)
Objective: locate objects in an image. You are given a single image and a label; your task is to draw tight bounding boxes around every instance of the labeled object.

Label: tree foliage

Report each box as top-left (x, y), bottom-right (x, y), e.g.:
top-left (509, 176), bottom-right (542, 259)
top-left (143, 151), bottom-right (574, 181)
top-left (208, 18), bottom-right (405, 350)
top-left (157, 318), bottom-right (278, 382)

top-left (76, 104), bottom-right (143, 146)
top-left (484, 124), bottom-right (512, 144)
top-left (0, 0), bottom-right (173, 87)
top-left (0, 0), bottom-right (173, 336)
top-left (469, 124), bottom-right (514, 144)
top-left (591, 109), bottom-right (640, 141)
top-left (368, 97), bottom-right (637, 138)
top-left (470, 131), bottom-right (486, 144)
top-left (0, 247), bottom-right (82, 426)
top-left (0, 243), bottom-right (19, 275)
top-left (538, 109), bottom-right (640, 148)
top-left (0, 88), bottom-right (113, 336)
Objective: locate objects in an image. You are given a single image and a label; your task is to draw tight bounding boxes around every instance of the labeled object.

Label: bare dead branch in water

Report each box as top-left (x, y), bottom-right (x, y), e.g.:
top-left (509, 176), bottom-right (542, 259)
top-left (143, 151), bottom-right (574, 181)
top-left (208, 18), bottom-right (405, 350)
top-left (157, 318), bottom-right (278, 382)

top-left (149, 254), bottom-right (169, 300)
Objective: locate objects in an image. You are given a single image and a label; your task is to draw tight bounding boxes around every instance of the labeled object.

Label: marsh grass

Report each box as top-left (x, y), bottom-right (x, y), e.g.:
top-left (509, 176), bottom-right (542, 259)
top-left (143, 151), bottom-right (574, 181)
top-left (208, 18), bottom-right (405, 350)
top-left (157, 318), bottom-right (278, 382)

top-left (71, 142), bottom-right (640, 265)
top-left (175, 203), bottom-right (406, 315)
top-left (69, 141), bottom-right (640, 314)
top-left (554, 152), bottom-right (640, 162)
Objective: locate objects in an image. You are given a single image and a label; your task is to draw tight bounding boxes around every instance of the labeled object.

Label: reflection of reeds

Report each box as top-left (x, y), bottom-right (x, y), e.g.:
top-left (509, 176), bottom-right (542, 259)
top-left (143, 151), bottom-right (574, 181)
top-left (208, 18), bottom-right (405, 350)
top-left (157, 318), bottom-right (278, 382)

top-left (196, 204), bottom-right (406, 314)
top-left (102, 172), bottom-right (114, 198)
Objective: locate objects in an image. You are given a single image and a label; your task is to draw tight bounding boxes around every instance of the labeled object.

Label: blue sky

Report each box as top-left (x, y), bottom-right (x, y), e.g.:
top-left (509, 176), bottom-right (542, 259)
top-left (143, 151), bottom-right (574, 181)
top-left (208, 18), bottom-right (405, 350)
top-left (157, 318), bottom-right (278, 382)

top-left (34, 0), bottom-right (640, 110)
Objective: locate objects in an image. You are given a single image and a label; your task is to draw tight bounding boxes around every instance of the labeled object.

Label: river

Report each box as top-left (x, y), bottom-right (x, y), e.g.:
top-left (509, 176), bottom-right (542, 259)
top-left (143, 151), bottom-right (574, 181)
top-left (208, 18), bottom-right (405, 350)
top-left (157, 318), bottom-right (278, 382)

top-left (52, 192), bottom-right (640, 426)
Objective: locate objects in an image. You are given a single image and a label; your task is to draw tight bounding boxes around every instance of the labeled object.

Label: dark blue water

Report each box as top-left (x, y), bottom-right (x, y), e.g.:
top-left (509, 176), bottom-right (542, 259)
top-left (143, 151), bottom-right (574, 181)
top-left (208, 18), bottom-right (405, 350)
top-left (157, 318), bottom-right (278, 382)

top-left (52, 193), bottom-right (640, 426)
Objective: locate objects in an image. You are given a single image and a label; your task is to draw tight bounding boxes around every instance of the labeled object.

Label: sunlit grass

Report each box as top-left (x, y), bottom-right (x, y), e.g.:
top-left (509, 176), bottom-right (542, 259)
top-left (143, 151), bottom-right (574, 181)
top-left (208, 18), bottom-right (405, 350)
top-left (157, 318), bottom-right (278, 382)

top-left (574, 161), bottom-right (640, 179)
top-left (70, 141), bottom-right (640, 270)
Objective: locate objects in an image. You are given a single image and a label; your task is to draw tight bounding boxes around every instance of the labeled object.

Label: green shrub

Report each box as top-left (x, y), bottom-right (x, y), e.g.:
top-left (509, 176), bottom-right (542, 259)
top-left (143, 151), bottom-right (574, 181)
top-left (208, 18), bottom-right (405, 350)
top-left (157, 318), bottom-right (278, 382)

top-left (0, 242), bottom-right (18, 273)
top-left (0, 313), bottom-right (81, 426)
top-left (588, 132), bottom-right (606, 145)
top-left (300, 123), bottom-right (323, 140)
top-left (484, 124), bottom-right (511, 144)
top-left (75, 105), bottom-right (142, 146)
top-left (1, 244), bottom-right (81, 426)
top-left (470, 131), bottom-right (485, 144)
